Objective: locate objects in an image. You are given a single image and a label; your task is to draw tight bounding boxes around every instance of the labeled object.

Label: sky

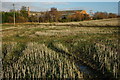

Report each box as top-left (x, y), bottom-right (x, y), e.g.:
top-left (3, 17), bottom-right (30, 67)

top-left (1, 2), bottom-right (119, 14)
top-left (1, 0), bottom-right (120, 2)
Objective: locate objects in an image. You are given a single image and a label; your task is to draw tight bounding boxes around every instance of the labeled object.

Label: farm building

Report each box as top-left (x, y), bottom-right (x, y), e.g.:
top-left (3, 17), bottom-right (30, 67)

top-left (28, 7), bottom-right (89, 18)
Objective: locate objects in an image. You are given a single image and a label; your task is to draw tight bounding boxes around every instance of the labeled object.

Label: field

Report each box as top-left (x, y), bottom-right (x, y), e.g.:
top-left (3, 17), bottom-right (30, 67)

top-left (1, 18), bottom-right (120, 79)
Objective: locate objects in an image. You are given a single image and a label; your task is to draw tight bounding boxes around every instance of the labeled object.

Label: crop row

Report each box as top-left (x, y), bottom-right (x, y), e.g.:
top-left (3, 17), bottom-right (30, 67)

top-left (2, 42), bottom-right (83, 79)
top-left (53, 40), bottom-right (120, 79)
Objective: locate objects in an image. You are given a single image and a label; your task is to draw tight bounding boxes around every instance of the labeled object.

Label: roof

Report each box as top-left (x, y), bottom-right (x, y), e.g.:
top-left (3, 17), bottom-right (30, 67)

top-left (29, 10), bottom-right (88, 16)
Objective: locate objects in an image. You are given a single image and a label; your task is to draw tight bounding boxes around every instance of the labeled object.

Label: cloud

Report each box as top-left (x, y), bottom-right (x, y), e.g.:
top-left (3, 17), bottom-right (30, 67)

top-left (42, 2), bottom-right (56, 5)
top-left (1, 0), bottom-right (119, 2)
top-left (1, 2), bottom-right (50, 12)
top-left (1, 2), bottom-right (70, 12)
top-left (29, 5), bottom-right (49, 11)
top-left (1, 2), bottom-right (118, 14)
top-left (42, 2), bottom-right (69, 5)
top-left (2, 2), bottom-right (13, 11)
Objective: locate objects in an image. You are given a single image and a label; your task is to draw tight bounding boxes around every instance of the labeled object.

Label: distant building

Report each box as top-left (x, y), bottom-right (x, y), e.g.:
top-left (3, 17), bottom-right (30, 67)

top-left (27, 7), bottom-right (89, 18)
top-left (50, 7), bottom-right (57, 12)
top-left (60, 10), bottom-right (88, 16)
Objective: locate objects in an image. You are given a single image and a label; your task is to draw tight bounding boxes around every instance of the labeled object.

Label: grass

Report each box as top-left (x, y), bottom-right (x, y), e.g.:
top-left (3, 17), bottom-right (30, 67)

top-left (1, 18), bottom-right (120, 79)
top-left (2, 42), bottom-right (83, 78)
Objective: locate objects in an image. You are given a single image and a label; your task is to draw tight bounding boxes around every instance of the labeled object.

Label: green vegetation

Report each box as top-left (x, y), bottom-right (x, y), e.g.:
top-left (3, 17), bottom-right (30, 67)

top-left (2, 6), bottom-right (28, 23)
top-left (1, 18), bottom-right (120, 79)
top-left (1, 5), bottom-right (118, 23)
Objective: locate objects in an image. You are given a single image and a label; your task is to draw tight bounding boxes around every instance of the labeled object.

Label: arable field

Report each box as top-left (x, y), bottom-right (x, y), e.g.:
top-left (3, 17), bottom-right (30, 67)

top-left (1, 18), bottom-right (120, 79)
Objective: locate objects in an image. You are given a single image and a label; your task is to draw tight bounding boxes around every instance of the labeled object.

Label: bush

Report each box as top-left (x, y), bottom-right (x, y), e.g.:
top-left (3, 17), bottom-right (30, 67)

top-left (16, 16), bottom-right (28, 23)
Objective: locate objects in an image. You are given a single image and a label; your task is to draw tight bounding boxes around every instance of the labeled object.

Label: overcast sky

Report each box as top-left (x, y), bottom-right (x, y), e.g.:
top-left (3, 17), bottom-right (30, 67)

top-left (1, 2), bottom-right (119, 14)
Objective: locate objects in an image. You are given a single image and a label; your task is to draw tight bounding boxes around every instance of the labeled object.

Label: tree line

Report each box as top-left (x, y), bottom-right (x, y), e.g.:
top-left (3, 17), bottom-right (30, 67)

top-left (93, 12), bottom-right (118, 20)
top-left (2, 6), bottom-right (28, 23)
top-left (1, 6), bottom-right (118, 23)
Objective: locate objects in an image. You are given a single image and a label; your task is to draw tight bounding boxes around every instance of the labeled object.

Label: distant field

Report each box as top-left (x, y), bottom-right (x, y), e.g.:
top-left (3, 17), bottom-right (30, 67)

top-left (1, 18), bottom-right (120, 79)
top-left (2, 18), bottom-right (120, 29)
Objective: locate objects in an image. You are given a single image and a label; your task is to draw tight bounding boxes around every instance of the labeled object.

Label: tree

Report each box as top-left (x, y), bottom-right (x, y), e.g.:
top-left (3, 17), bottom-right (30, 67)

top-left (21, 6), bottom-right (27, 11)
top-left (68, 14), bottom-right (76, 21)
top-left (18, 6), bottom-right (28, 22)
top-left (2, 6), bottom-right (29, 23)
top-left (7, 16), bottom-right (14, 23)
top-left (20, 6), bottom-right (28, 18)
top-left (10, 9), bottom-right (15, 12)
top-left (67, 11), bottom-right (90, 21)
top-left (108, 13), bottom-right (117, 18)
top-left (93, 12), bottom-right (108, 19)
top-left (60, 15), bottom-right (70, 22)
top-left (39, 16), bottom-right (45, 22)
top-left (28, 15), bottom-right (38, 22)
top-left (49, 10), bottom-right (61, 22)
top-left (44, 11), bottom-right (51, 22)
top-left (75, 12), bottom-right (84, 21)
top-left (2, 12), bottom-right (14, 23)
top-left (16, 16), bottom-right (28, 23)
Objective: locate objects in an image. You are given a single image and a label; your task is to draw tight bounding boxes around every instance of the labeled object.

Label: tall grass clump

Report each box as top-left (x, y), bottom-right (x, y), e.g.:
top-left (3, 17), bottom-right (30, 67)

top-left (64, 39), bottom-right (120, 79)
top-left (2, 42), bottom-right (83, 79)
